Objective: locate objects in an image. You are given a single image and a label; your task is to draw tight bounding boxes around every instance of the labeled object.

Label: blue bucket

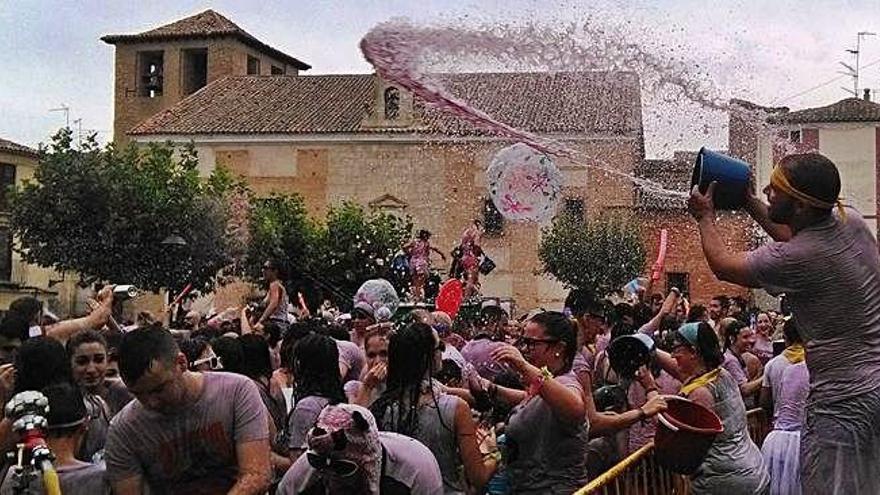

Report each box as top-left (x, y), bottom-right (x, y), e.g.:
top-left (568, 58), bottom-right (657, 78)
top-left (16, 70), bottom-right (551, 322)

top-left (691, 147), bottom-right (751, 210)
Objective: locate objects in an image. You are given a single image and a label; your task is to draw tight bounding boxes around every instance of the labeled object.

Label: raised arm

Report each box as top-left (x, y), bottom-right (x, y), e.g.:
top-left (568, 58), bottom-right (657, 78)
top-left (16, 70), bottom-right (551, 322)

top-left (46, 286), bottom-right (113, 341)
top-left (639, 289), bottom-right (680, 335)
top-left (492, 344), bottom-right (585, 424)
top-left (689, 184), bottom-right (760, 287)
top-left (653, 348), bottom-right (685, 383)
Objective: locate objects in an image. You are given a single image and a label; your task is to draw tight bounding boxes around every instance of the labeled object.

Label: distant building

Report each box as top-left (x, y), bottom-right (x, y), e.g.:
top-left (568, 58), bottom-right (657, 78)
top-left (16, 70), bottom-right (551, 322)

top-left (733, 92), bottom-right (880, 237)
top-left (634, 152), bottom-right (751, 304)
top-left (103, 10), bottom-right (645, 310)
top-left (0, 138), bottom-right (76, 315)
top-left (101, 9), bottom-right (311, 147)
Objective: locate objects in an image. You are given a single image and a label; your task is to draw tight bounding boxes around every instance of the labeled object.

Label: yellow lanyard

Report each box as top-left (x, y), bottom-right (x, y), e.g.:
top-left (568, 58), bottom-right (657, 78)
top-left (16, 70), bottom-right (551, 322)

top-left (783, 343), bottom-right (805, 364)
top-left (680, 367), bottom-right (721, 396)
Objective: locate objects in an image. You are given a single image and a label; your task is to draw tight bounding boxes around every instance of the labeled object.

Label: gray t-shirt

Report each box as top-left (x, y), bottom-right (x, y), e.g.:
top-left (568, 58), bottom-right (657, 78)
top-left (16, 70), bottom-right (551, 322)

top-left (104, 372), bottom-right (269, 494)
top-left (689, 368), bottom-right (769, 494)
top-left (287, 396), bottom-right (330, 452)
top-left (775, 362), bottom-right (809, 431)
top-left (1, 462), bottom-right (109, 495)
top-left (80, 393), bottom-right (110, 463)
top-left (747, 208), bottom-right (880, 404)
top-left (277, 431), bottom-right (443, 495)
top-left (336, 340), bottom-right (365, 384)
top-left (378, 393), bottom-right (464, 494)
top-left (102, 379), bottom-right (134, 417)
top-left (505, 371), bottom-right (588, 494)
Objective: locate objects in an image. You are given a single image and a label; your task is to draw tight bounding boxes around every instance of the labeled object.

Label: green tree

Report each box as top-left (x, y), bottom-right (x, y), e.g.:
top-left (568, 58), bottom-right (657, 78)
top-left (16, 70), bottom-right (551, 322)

top-left (311, 202), bottom-right (412, 307)
top-left (539, 212), bottom-right (646, 296)
top-left (244, 192), bottom-right (317, 282)
top-left (9, 129), bottom-right (234, 292)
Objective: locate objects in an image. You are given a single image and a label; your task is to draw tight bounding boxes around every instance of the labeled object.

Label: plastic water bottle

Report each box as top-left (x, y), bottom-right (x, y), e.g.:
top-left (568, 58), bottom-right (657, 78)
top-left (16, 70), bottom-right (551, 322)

top-left (485, 434), bottom-right (510, 495)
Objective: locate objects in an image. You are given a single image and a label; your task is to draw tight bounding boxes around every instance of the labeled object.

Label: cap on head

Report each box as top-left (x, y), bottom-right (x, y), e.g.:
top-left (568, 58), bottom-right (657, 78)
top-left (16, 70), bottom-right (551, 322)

top-left (676, 322), bottom-right (701, 347)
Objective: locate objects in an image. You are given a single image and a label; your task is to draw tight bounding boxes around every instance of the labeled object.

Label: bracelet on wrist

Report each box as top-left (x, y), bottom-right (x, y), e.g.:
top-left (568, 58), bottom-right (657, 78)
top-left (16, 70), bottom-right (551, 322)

top-left (526, 366), bottom-right (553, 398)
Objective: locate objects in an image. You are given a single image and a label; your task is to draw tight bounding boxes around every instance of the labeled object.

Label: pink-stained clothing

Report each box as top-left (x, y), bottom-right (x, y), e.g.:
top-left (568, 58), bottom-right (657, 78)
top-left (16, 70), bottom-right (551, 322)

top-left (625, 371), bottom-right (682, 455)
top-left (747, 207), bottom-right (880, 494)
top-left (408, 239), bottom-right (431, 275)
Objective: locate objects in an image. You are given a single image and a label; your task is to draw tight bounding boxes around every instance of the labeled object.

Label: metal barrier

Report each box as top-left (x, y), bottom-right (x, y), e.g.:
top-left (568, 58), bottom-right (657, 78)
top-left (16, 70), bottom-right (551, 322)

top-left (574, 408), bottom-right (772, 494)
top-left (573, 442), bottom-right (690, 495)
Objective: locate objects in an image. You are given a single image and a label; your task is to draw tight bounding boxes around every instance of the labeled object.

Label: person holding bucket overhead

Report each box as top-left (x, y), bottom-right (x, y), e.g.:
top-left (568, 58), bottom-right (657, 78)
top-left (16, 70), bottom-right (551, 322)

top-left (689, 151), bottom-right (880, 494)
top-left (654, 322), bottom-right (769, 494)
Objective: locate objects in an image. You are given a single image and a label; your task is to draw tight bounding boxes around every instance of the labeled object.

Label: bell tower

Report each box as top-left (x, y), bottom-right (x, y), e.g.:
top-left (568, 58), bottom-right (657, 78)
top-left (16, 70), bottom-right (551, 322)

top-left (101, 10), bottom-right (310, 145)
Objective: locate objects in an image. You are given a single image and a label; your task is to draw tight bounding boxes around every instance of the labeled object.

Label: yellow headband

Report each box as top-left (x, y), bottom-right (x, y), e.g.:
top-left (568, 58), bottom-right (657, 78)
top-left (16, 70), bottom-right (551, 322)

top-left (770, 166), bottom-right (846, 220)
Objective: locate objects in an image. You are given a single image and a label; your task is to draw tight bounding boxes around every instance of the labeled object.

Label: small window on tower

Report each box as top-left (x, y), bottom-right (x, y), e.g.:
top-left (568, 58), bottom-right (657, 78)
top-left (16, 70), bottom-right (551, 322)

top-left (384, 87), bottom-right (400, 120)
top-left (789, 130), bottom-right (801, 143)
top-left (181, 48), bottom-right (208, 96)
top-left (137, 50), bottom-right (164, 97)
top-left (247, 56), bottom-right (261, 75)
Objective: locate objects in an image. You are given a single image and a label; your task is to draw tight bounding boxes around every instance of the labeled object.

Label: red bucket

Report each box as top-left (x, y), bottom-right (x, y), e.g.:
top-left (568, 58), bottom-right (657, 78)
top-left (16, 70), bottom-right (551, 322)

top-left (654, 396), bottom-right (724, 474)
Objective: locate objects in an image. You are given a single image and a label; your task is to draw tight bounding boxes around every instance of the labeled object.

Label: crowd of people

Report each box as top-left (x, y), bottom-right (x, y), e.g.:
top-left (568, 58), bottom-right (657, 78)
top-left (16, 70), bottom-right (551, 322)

top-left (0, 150), bottom-right (871, 495)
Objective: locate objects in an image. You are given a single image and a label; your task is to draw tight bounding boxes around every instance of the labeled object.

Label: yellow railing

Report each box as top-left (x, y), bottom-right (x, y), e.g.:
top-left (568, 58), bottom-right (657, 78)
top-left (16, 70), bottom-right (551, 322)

top-left (573, 442), bottom-right (690, 495)
top-left (574, 408), bottom-right (771, 495)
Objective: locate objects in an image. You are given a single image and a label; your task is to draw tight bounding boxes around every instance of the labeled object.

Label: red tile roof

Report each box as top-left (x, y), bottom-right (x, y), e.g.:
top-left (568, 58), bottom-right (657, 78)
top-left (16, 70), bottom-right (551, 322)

top-left (129, 71), bottom-right (642, 137)
top-left (0, 138), bottom-right (38, 159)
top-left (769, 97), bottom-right (880, 124)
top-left (101, 10), bottom-right (310, 71)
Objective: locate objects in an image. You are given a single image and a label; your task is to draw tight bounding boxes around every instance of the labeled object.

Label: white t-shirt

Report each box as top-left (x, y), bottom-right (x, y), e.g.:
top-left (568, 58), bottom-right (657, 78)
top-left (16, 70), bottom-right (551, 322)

top-left (761, 353), bottom-right (793, 422)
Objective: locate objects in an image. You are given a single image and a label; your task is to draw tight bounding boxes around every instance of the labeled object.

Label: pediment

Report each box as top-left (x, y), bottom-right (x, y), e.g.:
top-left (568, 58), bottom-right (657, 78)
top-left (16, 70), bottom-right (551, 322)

top-left (368, 194), bottom-right (408, 210)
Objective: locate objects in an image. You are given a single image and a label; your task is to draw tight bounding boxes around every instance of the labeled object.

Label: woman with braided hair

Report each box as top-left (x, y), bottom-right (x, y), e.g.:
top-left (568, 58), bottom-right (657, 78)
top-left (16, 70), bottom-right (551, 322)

top-left (371, 322), bottom-right (496, 495)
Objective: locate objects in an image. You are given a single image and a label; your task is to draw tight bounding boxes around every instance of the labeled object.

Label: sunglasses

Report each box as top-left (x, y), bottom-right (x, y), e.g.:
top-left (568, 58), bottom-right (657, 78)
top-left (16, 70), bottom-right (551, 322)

top-left (515, 336), bottom-right (559, 350)
top-left (306, 452), bottom-right (360, 477)
top-left (191, 354), bottom-right (223, 370)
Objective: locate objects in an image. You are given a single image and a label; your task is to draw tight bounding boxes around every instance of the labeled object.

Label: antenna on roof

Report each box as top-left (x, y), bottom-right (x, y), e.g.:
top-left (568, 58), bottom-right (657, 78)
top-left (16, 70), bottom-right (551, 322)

top-left (48, 104), bottom-right (70, 128)
top-left (840, 32), bottom-right (876, 97)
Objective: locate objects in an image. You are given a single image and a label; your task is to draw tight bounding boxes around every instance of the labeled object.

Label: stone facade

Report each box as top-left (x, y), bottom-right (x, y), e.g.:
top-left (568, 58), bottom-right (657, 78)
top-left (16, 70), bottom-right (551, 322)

top-left (147, 136), bottom-right (640, 311)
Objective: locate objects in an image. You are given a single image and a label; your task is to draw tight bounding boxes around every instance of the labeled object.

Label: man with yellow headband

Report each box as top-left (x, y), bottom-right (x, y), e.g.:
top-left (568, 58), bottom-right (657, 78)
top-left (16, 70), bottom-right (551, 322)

top-left (688, 152), bottom-right (880, 495)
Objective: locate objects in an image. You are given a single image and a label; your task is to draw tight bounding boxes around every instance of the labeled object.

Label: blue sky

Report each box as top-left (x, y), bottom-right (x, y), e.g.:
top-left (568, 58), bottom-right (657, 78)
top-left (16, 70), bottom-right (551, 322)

top-left (1, 0), bottom-right (878, 156)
